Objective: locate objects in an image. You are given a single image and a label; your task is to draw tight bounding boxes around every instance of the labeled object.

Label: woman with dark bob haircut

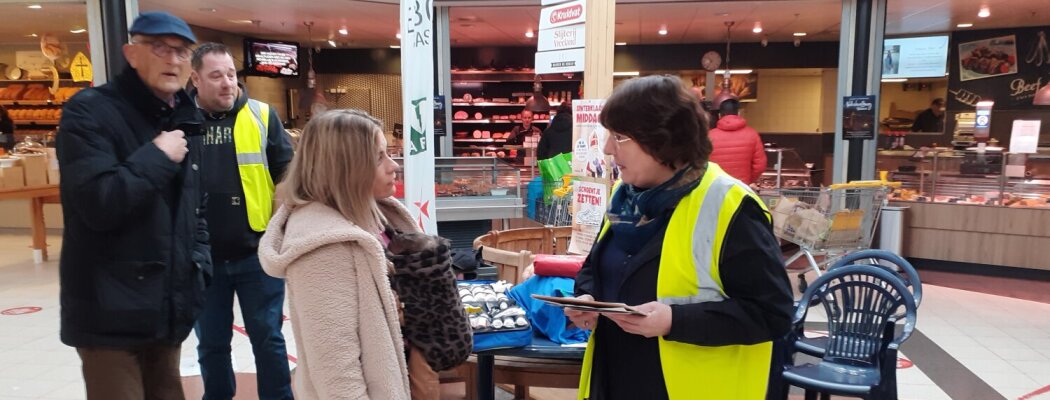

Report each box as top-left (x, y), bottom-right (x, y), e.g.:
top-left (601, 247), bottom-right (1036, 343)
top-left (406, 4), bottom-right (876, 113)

top-left (564, 75), bottom-right (793, 399)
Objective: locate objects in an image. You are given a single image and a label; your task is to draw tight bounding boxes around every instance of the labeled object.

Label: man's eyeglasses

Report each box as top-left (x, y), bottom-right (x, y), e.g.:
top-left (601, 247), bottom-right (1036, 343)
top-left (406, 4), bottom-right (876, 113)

top-left (133, 40), bottom-right (192, 61)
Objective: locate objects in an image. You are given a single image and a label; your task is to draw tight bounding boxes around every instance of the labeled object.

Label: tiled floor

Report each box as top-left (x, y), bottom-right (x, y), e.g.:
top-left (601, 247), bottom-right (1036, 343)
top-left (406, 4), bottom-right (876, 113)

top-left (1, 231), bottom-right (1049, 400)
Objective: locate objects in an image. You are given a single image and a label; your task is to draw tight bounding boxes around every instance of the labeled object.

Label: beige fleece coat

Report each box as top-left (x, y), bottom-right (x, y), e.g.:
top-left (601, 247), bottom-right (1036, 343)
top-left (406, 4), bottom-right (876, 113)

top-left (259, 198), bottom-right (417, 400)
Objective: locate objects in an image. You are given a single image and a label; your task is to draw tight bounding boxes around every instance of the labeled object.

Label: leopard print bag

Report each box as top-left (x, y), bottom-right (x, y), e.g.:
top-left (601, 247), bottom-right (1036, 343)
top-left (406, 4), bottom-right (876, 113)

top-left (385, 230), bottom-right (473, 371)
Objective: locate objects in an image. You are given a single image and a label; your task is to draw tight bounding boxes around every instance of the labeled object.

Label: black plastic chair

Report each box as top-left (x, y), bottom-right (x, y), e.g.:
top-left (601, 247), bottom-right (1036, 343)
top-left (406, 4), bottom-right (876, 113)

top-left (782, 265), bottom-right (917, 400)
top-left (795, 250), bottom-right (922, 358)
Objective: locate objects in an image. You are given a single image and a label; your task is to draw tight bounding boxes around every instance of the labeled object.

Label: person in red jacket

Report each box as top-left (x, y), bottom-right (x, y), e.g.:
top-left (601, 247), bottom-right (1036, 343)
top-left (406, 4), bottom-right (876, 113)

top-left (708, 99), bottom-right (766, 184)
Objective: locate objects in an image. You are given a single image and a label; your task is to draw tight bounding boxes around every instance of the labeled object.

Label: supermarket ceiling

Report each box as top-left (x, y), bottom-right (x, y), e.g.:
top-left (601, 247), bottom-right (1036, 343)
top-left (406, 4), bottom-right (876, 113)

top-left (0, 0), bottom-right (1046, 47)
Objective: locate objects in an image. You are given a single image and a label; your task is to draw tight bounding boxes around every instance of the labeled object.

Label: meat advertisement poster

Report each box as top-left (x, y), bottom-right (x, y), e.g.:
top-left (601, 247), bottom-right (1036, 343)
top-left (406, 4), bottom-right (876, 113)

top-left (568, 180), bottom-right (608, 255)
top-left (958, 35), bottom-right (1018, 82)
top-left (947, 27), bottom-right (1050, 110)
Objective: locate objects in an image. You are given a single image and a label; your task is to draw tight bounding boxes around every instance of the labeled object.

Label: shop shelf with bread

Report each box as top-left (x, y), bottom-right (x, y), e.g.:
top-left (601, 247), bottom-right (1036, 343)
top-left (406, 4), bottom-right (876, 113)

top-left (1, 82), bottom-right (85, 131)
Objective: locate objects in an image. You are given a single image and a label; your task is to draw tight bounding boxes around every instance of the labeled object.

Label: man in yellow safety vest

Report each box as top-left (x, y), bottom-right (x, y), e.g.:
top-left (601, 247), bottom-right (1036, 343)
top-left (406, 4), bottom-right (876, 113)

top-left (189, 42), bottom-right (294, 400)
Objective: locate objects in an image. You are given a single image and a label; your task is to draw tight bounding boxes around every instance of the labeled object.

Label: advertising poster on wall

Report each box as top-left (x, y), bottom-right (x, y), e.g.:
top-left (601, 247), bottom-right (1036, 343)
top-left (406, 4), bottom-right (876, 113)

top-left (571, 99), bottom-right (613, 179)
top-left (714, 73), bottom-right (759, 102)
top-left (568, 99), bottom-right (614, 255)
top-left (959, 35), bottom-right (1019, 82)
top-left (568, 180), bottom-right (608, 255)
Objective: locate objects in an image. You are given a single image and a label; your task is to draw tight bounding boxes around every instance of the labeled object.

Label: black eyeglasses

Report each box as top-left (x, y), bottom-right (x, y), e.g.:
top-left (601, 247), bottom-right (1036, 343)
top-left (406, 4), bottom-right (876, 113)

top-left (133, 40), bottom-right (192, 61)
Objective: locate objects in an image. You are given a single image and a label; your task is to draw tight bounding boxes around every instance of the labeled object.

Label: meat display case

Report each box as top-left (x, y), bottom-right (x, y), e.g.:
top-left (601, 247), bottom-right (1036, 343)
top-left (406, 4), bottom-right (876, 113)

top-left (883, 149), bottom-right (1050, 271)
top-left (887, 149), bottom-right (1050, 209)
top-left (393, 157), bottom-right (525, 222)
top-left (756, 147), bottom-right (812, 190)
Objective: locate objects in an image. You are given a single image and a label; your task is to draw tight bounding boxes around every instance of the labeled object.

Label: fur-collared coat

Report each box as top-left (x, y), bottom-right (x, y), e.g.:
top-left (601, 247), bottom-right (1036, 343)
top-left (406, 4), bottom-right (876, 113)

top-left (259, 198), bottom-right (416, 400)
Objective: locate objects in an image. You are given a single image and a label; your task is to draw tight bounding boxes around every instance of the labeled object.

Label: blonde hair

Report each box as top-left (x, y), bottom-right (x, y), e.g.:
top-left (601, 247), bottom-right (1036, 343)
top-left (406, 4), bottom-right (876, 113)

top-left (282, 109), bottom-right (386, 231)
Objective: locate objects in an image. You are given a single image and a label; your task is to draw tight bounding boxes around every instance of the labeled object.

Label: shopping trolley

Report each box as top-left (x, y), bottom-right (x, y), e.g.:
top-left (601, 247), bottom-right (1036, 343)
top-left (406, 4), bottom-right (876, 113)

top-left (532, 175), bottom-right (574, 226)
top-left (770, 181), bottom-right (901, 292)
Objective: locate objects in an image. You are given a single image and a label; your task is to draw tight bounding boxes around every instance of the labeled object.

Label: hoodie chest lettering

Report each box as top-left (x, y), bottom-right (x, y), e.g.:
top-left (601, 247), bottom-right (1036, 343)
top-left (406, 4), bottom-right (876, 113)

top-left (203, 126), bottom-right (234, 146)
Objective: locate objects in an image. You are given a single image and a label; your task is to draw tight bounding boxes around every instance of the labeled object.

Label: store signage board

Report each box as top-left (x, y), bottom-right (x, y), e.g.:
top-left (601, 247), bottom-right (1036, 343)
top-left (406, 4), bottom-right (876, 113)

top-left (400, 0), bottom-right (438, 234)
top-left (539, 0), bottom-right (586, 30)
top-left (1009, 120), bottom-right (1041, 154)
top-left (536, 48), bottom-right (586, 74)
top-left (541, 0), bottom-right (574, 5)
top-left (538, 24), bottom-right (585, 52)
top-left (842, 95), bottom-right (877, 140)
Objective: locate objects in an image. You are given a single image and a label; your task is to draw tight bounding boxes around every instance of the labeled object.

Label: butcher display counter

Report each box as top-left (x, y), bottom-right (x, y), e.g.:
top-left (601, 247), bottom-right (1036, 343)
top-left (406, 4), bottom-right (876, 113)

top-left (884, 149), bottom-right (1050, 271)
top-left (393, 157), bottom-right (524, 222)
top-left (756, 147), bottom-right (812, 190)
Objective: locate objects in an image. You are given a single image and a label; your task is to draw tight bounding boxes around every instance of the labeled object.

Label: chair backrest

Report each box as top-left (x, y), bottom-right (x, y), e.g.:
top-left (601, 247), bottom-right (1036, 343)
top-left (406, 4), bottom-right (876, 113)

top-left (479, 246), bottom-right (534, 284)
top-left (551, 226), bottom-right (573, 255)
top-left (794, 265), bottom-right (917, 367)
top-left (473, 226), bottom-right (573, 256)
top-left (830, 249), bottom-right (923, 308)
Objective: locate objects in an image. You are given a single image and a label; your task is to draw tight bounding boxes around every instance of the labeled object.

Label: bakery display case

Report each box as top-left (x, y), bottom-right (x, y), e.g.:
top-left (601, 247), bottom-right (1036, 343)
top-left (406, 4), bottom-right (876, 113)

top-left (887, 149), bottom-right (1050, 208)
top-left (393, 156), bottom-right (525, 222)
top-left (756, 147), bottom-right (812, 190)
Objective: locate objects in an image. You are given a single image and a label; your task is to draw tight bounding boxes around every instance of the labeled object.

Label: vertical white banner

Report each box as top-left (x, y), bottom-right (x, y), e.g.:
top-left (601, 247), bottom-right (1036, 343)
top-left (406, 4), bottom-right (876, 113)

top-left (401, 0), bottom-right (438, 234)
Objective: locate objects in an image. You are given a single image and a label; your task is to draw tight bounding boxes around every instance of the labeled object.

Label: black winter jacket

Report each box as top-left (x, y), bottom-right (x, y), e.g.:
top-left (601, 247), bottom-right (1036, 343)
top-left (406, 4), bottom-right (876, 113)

top-left (56, 66), bottom-right (211, 348)
top-left (537, 112), bottom-right (573, 161)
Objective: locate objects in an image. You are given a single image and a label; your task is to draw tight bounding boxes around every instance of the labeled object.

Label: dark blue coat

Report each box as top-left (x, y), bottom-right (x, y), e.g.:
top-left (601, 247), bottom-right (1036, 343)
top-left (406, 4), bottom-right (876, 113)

top-left (56, 66), bottom-right (211, 348)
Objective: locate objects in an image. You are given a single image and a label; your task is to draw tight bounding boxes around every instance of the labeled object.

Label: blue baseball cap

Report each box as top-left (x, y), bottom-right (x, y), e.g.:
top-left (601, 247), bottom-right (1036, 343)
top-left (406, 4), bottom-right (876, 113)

top-left (129, 11), bottom-right (197, 44)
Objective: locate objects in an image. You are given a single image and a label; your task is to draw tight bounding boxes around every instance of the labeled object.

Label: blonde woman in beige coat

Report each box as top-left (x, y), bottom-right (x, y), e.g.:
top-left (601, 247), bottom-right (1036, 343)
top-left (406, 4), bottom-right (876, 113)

top-left (259, 109), bottom-right (415, 400)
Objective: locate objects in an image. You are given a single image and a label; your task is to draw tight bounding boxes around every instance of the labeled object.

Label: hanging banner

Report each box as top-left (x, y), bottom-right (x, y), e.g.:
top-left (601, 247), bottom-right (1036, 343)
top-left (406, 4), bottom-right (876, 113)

top-left (401, 0), bottom-right (437, 234)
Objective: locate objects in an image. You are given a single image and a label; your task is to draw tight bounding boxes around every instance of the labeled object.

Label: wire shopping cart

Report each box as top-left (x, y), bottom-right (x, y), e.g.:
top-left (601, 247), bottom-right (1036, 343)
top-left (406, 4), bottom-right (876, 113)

top-left (770, 181), bottom-right (901, 292)
top-left (532, 175), bottom-right (574, 226)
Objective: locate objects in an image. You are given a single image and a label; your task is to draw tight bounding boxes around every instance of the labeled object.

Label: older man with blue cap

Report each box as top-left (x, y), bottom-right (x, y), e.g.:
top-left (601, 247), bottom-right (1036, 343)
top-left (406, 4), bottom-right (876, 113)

top-left (56, 11), bottom-right (211, 399)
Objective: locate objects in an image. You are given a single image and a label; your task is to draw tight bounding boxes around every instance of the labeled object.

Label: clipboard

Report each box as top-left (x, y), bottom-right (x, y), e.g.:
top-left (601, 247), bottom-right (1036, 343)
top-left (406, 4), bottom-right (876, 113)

top-left (531, 294), bottom-right (648, 316)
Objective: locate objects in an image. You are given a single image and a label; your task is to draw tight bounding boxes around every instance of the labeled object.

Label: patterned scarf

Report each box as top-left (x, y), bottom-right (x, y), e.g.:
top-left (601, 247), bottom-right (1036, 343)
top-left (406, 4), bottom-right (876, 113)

top-left (606, 165), bottom-right (705, 252)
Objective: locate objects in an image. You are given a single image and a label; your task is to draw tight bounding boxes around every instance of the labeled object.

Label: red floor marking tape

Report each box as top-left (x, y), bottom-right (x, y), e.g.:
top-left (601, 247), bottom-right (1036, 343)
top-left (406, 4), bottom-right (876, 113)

top-left (1, 306), bottom-right (42, 315)
top-left (231, 323), bottom-right (297, 364)
top-left (896, 356), bottom-right (913, 369)
top-left (1018, 384), bottom-right (1050, 400)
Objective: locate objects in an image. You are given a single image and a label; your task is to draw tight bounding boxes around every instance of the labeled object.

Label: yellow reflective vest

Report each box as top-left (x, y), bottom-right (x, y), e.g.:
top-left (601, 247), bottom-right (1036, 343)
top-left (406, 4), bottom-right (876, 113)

top-left (233, 99), bottom-right (275, 232)
top-left (578, 162), bottom-right (773, 400)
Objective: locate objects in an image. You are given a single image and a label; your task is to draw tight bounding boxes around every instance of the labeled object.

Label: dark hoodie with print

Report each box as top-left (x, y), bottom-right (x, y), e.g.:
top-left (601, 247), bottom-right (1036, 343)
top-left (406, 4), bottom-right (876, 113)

top-left (194, 82), bottom-right (294, 263)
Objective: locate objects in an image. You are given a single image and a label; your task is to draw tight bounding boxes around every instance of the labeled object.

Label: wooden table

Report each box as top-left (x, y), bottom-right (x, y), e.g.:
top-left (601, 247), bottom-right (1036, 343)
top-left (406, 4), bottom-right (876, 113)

top-left (0, 185), bottom-right (60, 263)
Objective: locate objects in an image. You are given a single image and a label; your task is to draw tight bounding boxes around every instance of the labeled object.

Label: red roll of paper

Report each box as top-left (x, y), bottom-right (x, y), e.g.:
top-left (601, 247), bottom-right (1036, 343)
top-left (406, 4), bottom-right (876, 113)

top-left (533, 254), bottom-right (586, 278)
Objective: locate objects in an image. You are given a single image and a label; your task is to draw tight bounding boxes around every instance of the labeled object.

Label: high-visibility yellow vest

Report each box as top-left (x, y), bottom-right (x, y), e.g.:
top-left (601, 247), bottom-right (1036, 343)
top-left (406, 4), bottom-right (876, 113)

top-left (234, 99), bottom-right (274, 232)
top-left (578, 162), bottom-right (773, 400)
